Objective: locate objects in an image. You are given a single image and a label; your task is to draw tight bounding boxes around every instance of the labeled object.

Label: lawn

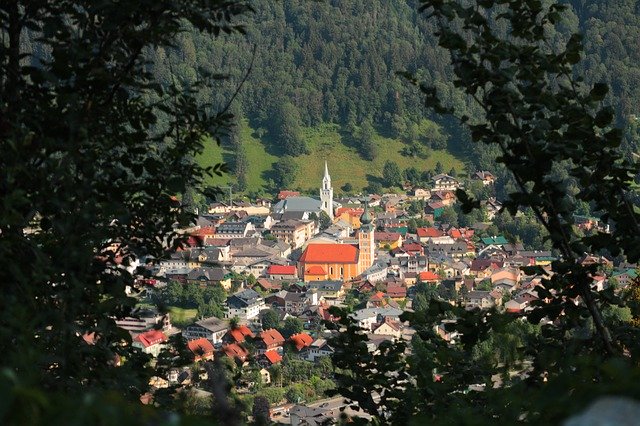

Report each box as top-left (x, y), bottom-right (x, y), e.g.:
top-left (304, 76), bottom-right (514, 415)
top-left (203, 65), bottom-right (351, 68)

top-left (197, 120), bottom-right (466, 195)
top-left (168, 306), bottom-right (198, 326)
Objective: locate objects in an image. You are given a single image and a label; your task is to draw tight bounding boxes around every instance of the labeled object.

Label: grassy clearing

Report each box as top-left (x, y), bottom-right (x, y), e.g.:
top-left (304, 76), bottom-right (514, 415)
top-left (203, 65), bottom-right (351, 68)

top-left (197, 120), bottom-right (466, 194)
top-left (168, 306), bottom-right (198, 326)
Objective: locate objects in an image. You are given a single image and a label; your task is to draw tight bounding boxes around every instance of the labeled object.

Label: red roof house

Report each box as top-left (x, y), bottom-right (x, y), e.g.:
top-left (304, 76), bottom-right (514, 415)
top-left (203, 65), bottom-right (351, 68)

top-left (257, 329), bottom-right (285, 353)
top-left (187, 338), bottom-right (215, 362)
top-left (289, 333), bottom-right (314, 351)
top-left (225, 325), bottom-right (254, 344)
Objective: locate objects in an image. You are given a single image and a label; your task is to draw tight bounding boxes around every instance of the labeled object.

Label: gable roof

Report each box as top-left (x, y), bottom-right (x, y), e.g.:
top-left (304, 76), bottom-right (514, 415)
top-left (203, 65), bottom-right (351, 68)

top-left (134, 330), bottom-right (168, 348)
top-left (222, 343), bottom-right (248, 360)
top-left (299, 243), bottom-right (359, 264)
top-left (419, 271), bottom-right (440, 281)
top-left (187, 338), bottom-right (214, 358)
top-left (305, 265), bottom-right (327, 275)
top-left (227, 325), bottom-right (254, 343)
top-left (417, 227), bottom-right (443, 238)
top-left (260, 329), bottom-right (285, 346)
top-left (267, 265), bottom-right (297, 275)
top-left (481, 236), bottom-right (509, 245)
top-left (264, 350), bottom-right (282, 364)
top-left (289, 333), bottom-right (314, 351)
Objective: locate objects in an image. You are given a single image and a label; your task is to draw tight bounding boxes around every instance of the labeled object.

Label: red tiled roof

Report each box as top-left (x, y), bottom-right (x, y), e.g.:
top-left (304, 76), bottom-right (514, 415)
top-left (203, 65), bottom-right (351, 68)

top-left (335, 207), bottom-right (364, 217)
top-left (260, 329), bottom-right (285, 346)
top-left (417, 227), bottom-right (442, 238)
top-left (256, 278), bottom-right (281, 291)
top-left (289, 333), bottom-right (314, 351)
top-left (228, 325), bottom-right (254, 343)
top-left (403, 242), bottom-right (423, 252)
top-left (223, 343), bottom-right (248, 360)
top-left (369, 291), bottom-right (385, 301)
top-left (264, 350), bottom-right (282, 364)
top-left (375, 232), bottom-right (401, 242)
top-left (299, 243), bottom-right (358, 264)
top-left (419, 271), bottom-right (440, 282)
top-left (305, 265), bottom-right (326, 275)
top-left (134, 330), bottom-right (168, 348)
top-left (187, 338), bottom-right (214, 360)
top-left (386, 285), bottom-right (407, 298)
top-left (278, 190), bottom-right (300, 200)
top-left (268, 265), bottom-right (297, 275)
top-left (449, 229), bottom-right (462, 239)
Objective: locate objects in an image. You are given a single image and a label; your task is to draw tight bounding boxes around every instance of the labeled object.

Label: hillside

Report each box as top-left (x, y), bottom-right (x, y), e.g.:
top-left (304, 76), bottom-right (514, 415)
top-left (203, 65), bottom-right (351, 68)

top-left (197, 120), bottom-right (464, 195)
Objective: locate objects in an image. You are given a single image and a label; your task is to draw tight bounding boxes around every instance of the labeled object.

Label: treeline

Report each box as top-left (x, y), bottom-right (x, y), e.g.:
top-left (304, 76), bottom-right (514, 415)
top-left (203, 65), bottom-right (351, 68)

top-left (140, 0), bottom-right (640, 175)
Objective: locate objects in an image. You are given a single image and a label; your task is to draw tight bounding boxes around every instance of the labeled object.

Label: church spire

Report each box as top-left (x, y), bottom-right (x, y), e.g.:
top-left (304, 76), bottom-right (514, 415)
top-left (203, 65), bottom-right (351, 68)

top-left (320, 160), bottom-right (334, 219)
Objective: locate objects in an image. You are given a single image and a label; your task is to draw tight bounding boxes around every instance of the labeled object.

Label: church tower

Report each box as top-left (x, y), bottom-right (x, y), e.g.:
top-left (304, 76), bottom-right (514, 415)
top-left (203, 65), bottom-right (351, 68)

top-left (320, 161), bottom-right (334, 219)
top-left (358, 202), bottom-right (375, 273)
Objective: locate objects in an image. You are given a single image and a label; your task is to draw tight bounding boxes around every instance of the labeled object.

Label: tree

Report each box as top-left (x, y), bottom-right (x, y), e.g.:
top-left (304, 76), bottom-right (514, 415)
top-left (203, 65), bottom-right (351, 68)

top-left (353, 119), bottom-right (378, 161)
top-left (261, 309), bottom-right (281, 330)
top-left (274, 102), bottom-right (308, 156)
top-left (318, 210), bottom-right (332, 231)
top-left (366, 181), bottom-right (383, 195)
top-left (281, 317), bottom-right (304, 338)
top-left (332, 0), bottom-right (640, 423)
top-left (382, 160), bottom-right (403, 188)
top-left (252, 396), bottom-right (270, 425)
top-left (433, 161), bottom-right (444, 174)
top-left (272, 156), bottom-right (298, 189)
top-left (403, 167), bottom-right (422, 186)
top-left (341, 182), bottom-right (353, 193)
top-left (234, 144), bottom-right (249, 192)
top-left (438, 206), bottom-right (458, 226)
top-left (0, 0), bottom-right (250, 421)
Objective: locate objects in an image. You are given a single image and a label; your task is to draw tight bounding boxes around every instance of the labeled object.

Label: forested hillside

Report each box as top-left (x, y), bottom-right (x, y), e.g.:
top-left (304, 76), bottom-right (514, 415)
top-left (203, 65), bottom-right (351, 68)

top-left (141, 0), bottom-right (640, 193)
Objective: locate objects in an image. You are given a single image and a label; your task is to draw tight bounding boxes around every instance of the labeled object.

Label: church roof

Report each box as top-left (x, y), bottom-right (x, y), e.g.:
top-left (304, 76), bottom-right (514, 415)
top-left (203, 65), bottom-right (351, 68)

top-left (273, 196), bottom-right (322, 213)
top-left (299, 243), bottom-right (359, 264)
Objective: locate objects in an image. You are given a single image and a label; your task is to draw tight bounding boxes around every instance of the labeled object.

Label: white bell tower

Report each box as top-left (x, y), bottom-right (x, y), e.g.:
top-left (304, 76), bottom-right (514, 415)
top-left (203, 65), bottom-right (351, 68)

top-left (320, 161), bottom-right (334, 219)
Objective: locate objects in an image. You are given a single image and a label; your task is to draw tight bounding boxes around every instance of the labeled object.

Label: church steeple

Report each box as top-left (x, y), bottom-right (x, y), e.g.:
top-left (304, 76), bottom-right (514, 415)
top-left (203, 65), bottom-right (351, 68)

top-left (320, 160), bottom-right (334, 219)
top-left (358, 201), bottom-right (375, 272)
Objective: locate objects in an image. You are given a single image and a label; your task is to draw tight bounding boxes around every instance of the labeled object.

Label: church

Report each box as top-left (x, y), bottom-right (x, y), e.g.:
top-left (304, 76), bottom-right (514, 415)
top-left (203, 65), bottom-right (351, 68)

top-left (272, 161), bottom-right (338, 219)
top-left (297, 165), bottom-right (375, 281)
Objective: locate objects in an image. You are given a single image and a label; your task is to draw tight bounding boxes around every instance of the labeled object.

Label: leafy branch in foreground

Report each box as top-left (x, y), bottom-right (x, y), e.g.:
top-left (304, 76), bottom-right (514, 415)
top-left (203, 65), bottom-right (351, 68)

top-left (331, 1), bottom-right (640, 424)
top-left (409, 0), bottom-right (640, 355)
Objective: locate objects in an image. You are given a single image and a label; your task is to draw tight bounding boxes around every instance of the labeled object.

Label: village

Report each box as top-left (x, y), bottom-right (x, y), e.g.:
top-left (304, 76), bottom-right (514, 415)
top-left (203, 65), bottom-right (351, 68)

top-left (121, 163), bottom-right (632, 424)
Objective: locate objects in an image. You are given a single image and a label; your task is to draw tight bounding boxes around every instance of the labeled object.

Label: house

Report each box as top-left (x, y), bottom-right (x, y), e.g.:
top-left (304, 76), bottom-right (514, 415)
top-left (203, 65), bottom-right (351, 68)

top-left (224, 324), bottom-right (254, 344)
top-left (187, 338), bottom-right (215, 362)
top-left (430, 190), bottom-right (457, 207)
top-left (289, 333), bottom-right (314, 352)
top-left (307, 280), bottom-right (345, 299)
top-left (183, 317), bottom-right (229, 346)
top-left (221, 343), bottom-right (249, 363)
top-left (375, 232), bottom-right (403, 249)
top-left (284, 290), bottom-right (318, 315)
top-left (132, 330), bottom-right (168, 357)
top-left (115, 308), bottom-right (172, 333)
top-left (270, 219), bottom-right (316, 249)
top-left (256, 329), bottom-right (285, 354)
top-left (254, 278), bottom-right (282, 293)
top-left (334, 207), bottom-right (365, 229)
top-left (432, 174), bottom-right (460, 191)
top-left (473, 171), bottom-right (496, 185)
top-left (372, 317), bottom-right (403, 338)
top-left (225, 288), bottom-right (265, 321)
top-left (361, 262), bottom-right (388, 283)
top-left (416, 227), bottom-right (442, 243)
top-left (385, 284), bottom-right (407, 300)
top-left (215, 221), bottom-right (255, 239)
top-left (267, 265), bottom-right (298, 281)
top-left (260, 350), bottom-right (283, 366)
top-left (480, 235), bottom-right (510, 247)
top-left (419, 271), bottom-right (440, 283)
top-left (464, 291), bottom-right (497, 310)
top-left (301, 338), bottom-right (335, 362)
top-left (186, 267), bottom-right (231, 290)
